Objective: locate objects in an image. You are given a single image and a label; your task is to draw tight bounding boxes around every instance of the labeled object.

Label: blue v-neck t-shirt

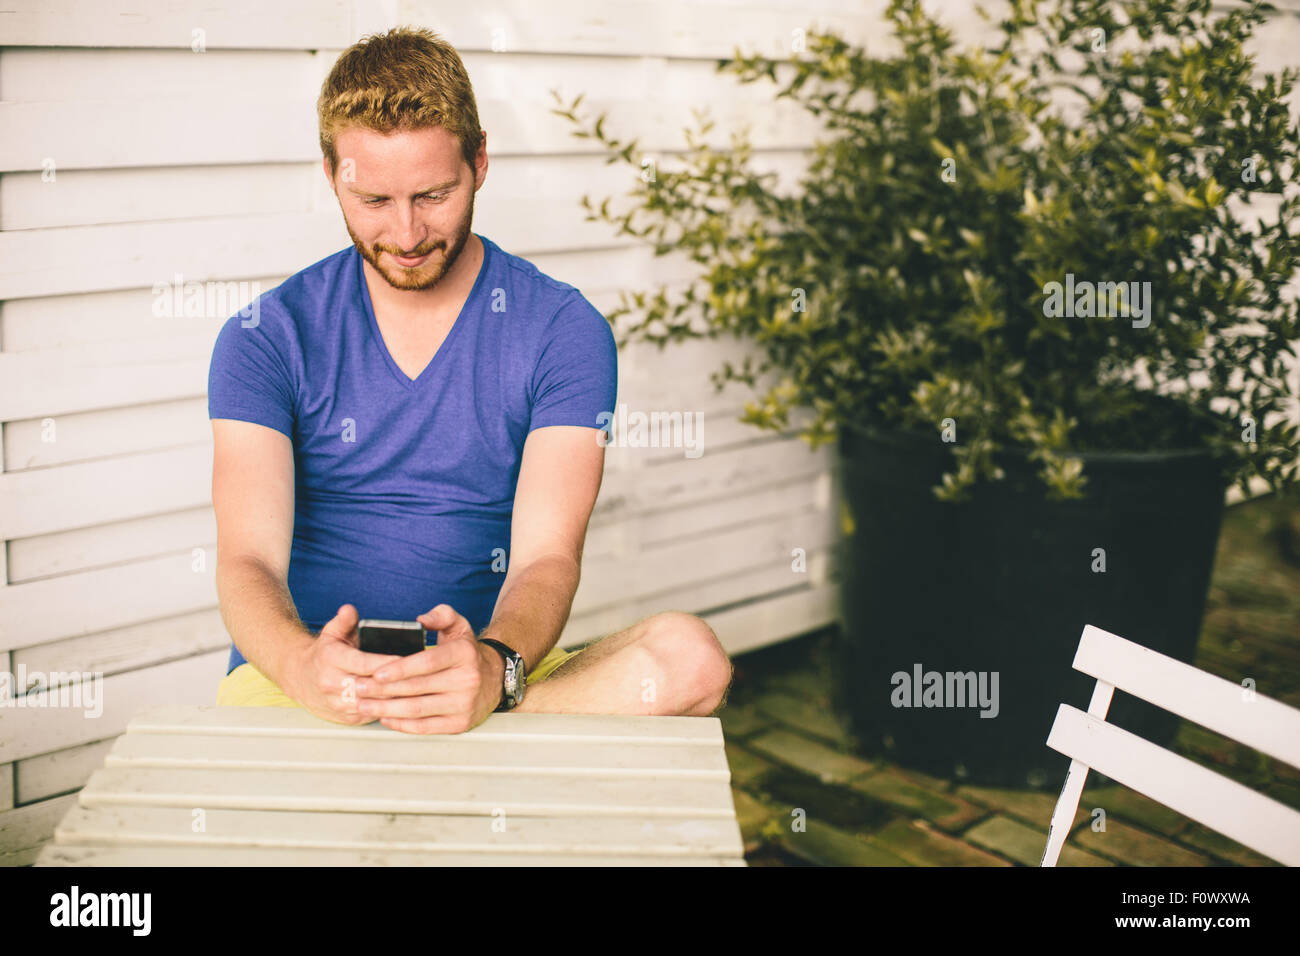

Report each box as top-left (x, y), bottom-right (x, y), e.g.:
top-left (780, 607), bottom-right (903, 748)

top-left (207, 234), bottom-right (618, 675)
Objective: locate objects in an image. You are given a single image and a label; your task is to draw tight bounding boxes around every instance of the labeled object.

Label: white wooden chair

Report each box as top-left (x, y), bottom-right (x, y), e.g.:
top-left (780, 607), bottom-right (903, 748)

top-left (1040, 624), bottom-right (1300, 866)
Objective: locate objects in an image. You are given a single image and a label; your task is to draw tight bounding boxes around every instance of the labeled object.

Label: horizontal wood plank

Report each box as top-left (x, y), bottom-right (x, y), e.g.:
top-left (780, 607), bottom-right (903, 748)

top-left (0, 793), bottom-right (78, 866)
top-left (591, 466), bottom-right (830, 554)
top-left (3, 398), bottom-right (211, 473)
top-left (14, 609), bottom-right (229, 682)
top-left (563, 576), bottom-right (840, 654)
top-left (52, 802), bottom-right (743, 856)
top-left (127, 705), bottom-right (722, 744)
top-left (0, 211), bottom-right (349, 302)
top-left (558, 550), bottom-right (839, 648)
top-left (0, 46), bottom-right (323, 102)
top-left (1, 287), bottom-right (249, 353)
top-left (0, 0), bottom-right (875, 56)
top-left (0, 0), bottom-right (351, 48)
top-left (597, 434), bottom-right (834, 525)
top-left (701, 580), bottom-right (840, 657)
top-left (0, 650), bottom-right (228, 764)
top-left (15, 737), bottom-right (117, 806)
top-left (0, 163), bottom-right (311, 231)
top-left (77, 765), bottom-right (736, 817)
top-left (105, 731), bottom-right (730, 778)
top-left (8, 508), bottom-right (215, 584)
top-left (576, 503), bottom-right (835, 615)
top-left (0, 547), bottom-right (216, 653)
top-left (0, 332), bottom-right (218, 422)
top-left (37, 843), bottom-right (745, 866)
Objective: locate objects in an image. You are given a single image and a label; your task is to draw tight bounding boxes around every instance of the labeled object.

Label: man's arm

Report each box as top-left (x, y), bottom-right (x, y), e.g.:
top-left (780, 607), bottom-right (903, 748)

top-left (211, 418), bottom-right (314, 692)
top-left (477, 424), bottom-right (607, 676)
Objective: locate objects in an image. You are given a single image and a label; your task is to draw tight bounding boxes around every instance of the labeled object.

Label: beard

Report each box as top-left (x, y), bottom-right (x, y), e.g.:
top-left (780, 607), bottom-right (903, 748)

top-left (346, 187), bottom-right (476, 292)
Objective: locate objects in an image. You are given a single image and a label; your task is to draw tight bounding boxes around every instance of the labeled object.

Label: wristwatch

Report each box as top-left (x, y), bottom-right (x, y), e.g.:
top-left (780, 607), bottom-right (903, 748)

top-left (479, 638), bottom-right (526, 712)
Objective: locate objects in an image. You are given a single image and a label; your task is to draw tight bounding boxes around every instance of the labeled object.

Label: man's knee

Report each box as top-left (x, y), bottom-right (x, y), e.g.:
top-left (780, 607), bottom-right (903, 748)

top-left (639, 612), bottom-right (733, 715)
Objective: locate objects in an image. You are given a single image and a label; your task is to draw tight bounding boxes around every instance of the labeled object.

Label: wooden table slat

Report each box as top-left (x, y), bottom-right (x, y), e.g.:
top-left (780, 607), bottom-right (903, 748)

top-left (106, 732), bottom-right (731, 778)
top-left (79, 766), bottom-right (737, 817)
top-left (53, 804), bottom-right (744, 856)
top-left (127, 706), bottom-right (724, 745)
top-left (37, 844), bottom-right (747, 866)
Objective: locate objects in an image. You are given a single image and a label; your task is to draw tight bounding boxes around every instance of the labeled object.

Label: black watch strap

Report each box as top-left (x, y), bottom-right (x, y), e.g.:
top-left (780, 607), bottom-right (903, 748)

top-left (479, 638), bottom-right (526, 712)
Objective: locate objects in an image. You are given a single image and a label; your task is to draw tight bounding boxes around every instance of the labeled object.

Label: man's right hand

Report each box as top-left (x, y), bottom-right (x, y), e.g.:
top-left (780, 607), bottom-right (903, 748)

top-left (283, 604), bottom-right (400, 725)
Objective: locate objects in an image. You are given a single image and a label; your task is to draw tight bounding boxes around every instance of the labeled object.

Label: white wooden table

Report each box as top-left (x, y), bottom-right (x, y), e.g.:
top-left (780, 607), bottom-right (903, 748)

top-left (34, 706), bottom-right (747, 866)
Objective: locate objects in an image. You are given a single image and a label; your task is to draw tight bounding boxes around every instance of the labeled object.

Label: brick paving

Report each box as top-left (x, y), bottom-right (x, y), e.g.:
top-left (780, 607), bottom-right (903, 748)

top-left (723, 493), bottom-right (1300, 866)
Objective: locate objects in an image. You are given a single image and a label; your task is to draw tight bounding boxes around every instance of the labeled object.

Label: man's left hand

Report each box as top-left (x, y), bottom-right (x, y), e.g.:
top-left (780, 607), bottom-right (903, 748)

top-left (352, 604), bottom-right (504, 734)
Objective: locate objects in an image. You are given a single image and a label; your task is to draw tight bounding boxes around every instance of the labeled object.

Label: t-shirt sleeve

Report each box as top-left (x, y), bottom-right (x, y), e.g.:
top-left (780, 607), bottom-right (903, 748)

top-left (528, 293), bottom-right (619, 435)
top-left (207, 304), bottom-right (297, 439)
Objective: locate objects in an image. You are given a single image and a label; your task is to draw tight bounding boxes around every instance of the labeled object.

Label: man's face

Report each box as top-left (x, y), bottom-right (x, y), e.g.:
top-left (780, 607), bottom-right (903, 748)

top-left (326, 124), bottom-right (485, 292)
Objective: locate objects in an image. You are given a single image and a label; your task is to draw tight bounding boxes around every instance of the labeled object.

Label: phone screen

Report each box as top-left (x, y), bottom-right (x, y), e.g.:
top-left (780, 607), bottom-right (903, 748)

top-left (357, 620), bottom-right (428, 656)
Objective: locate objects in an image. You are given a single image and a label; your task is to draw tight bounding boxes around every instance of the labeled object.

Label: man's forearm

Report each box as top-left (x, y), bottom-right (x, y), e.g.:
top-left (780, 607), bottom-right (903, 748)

top-left (215, 556), bottom-right (315, 693)
top-left (478, 553), bottom-right (580, 674)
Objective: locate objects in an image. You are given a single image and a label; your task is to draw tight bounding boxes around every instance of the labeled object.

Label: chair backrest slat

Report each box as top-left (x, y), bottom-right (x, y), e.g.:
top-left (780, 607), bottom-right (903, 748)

top-left (1073, 625), bottom-right (1300, 769)
top-left (1047, 704), bottom-right (1300, 866)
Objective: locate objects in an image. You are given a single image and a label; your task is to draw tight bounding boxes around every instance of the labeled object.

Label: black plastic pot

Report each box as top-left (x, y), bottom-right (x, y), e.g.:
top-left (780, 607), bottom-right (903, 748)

top-left (832, 416), bottom-right (1229, 789)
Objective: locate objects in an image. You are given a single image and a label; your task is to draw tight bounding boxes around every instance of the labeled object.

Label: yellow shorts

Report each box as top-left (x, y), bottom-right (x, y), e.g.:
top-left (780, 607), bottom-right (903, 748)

top-left (214, 642), bottom-right (580, 708)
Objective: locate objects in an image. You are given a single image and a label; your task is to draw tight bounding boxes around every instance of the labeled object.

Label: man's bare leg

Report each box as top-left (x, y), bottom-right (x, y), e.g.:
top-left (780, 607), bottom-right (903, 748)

top-left (515, 611), bottom-right (733, 717)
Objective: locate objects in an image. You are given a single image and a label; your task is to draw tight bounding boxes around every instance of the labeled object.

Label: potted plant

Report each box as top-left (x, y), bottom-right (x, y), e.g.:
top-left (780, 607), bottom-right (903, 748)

top-left (552, 0), bottom-right (1299, 786)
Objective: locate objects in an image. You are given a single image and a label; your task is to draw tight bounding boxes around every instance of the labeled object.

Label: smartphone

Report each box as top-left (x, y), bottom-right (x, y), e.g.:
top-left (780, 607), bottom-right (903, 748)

top-left (357, 619), bottom-right (428, 656)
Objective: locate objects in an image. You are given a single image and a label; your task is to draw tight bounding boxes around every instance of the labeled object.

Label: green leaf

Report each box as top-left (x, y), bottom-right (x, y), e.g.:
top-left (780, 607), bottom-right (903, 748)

top-left (930, 137), bottom-right (954, 158)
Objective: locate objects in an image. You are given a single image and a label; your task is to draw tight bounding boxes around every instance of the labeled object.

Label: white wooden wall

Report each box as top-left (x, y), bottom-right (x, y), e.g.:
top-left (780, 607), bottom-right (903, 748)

top-left (1, 0), bottom-right (1296, 865)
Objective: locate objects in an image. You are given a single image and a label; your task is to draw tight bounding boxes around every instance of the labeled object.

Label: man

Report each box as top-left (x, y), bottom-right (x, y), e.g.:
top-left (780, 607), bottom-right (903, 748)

top-left (207, 26), bottom-right (732, 733)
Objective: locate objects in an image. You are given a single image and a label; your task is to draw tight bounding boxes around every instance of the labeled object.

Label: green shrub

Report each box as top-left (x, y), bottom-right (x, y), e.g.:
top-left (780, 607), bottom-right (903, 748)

top-left (552, 0), bottom-right (1300, 501)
